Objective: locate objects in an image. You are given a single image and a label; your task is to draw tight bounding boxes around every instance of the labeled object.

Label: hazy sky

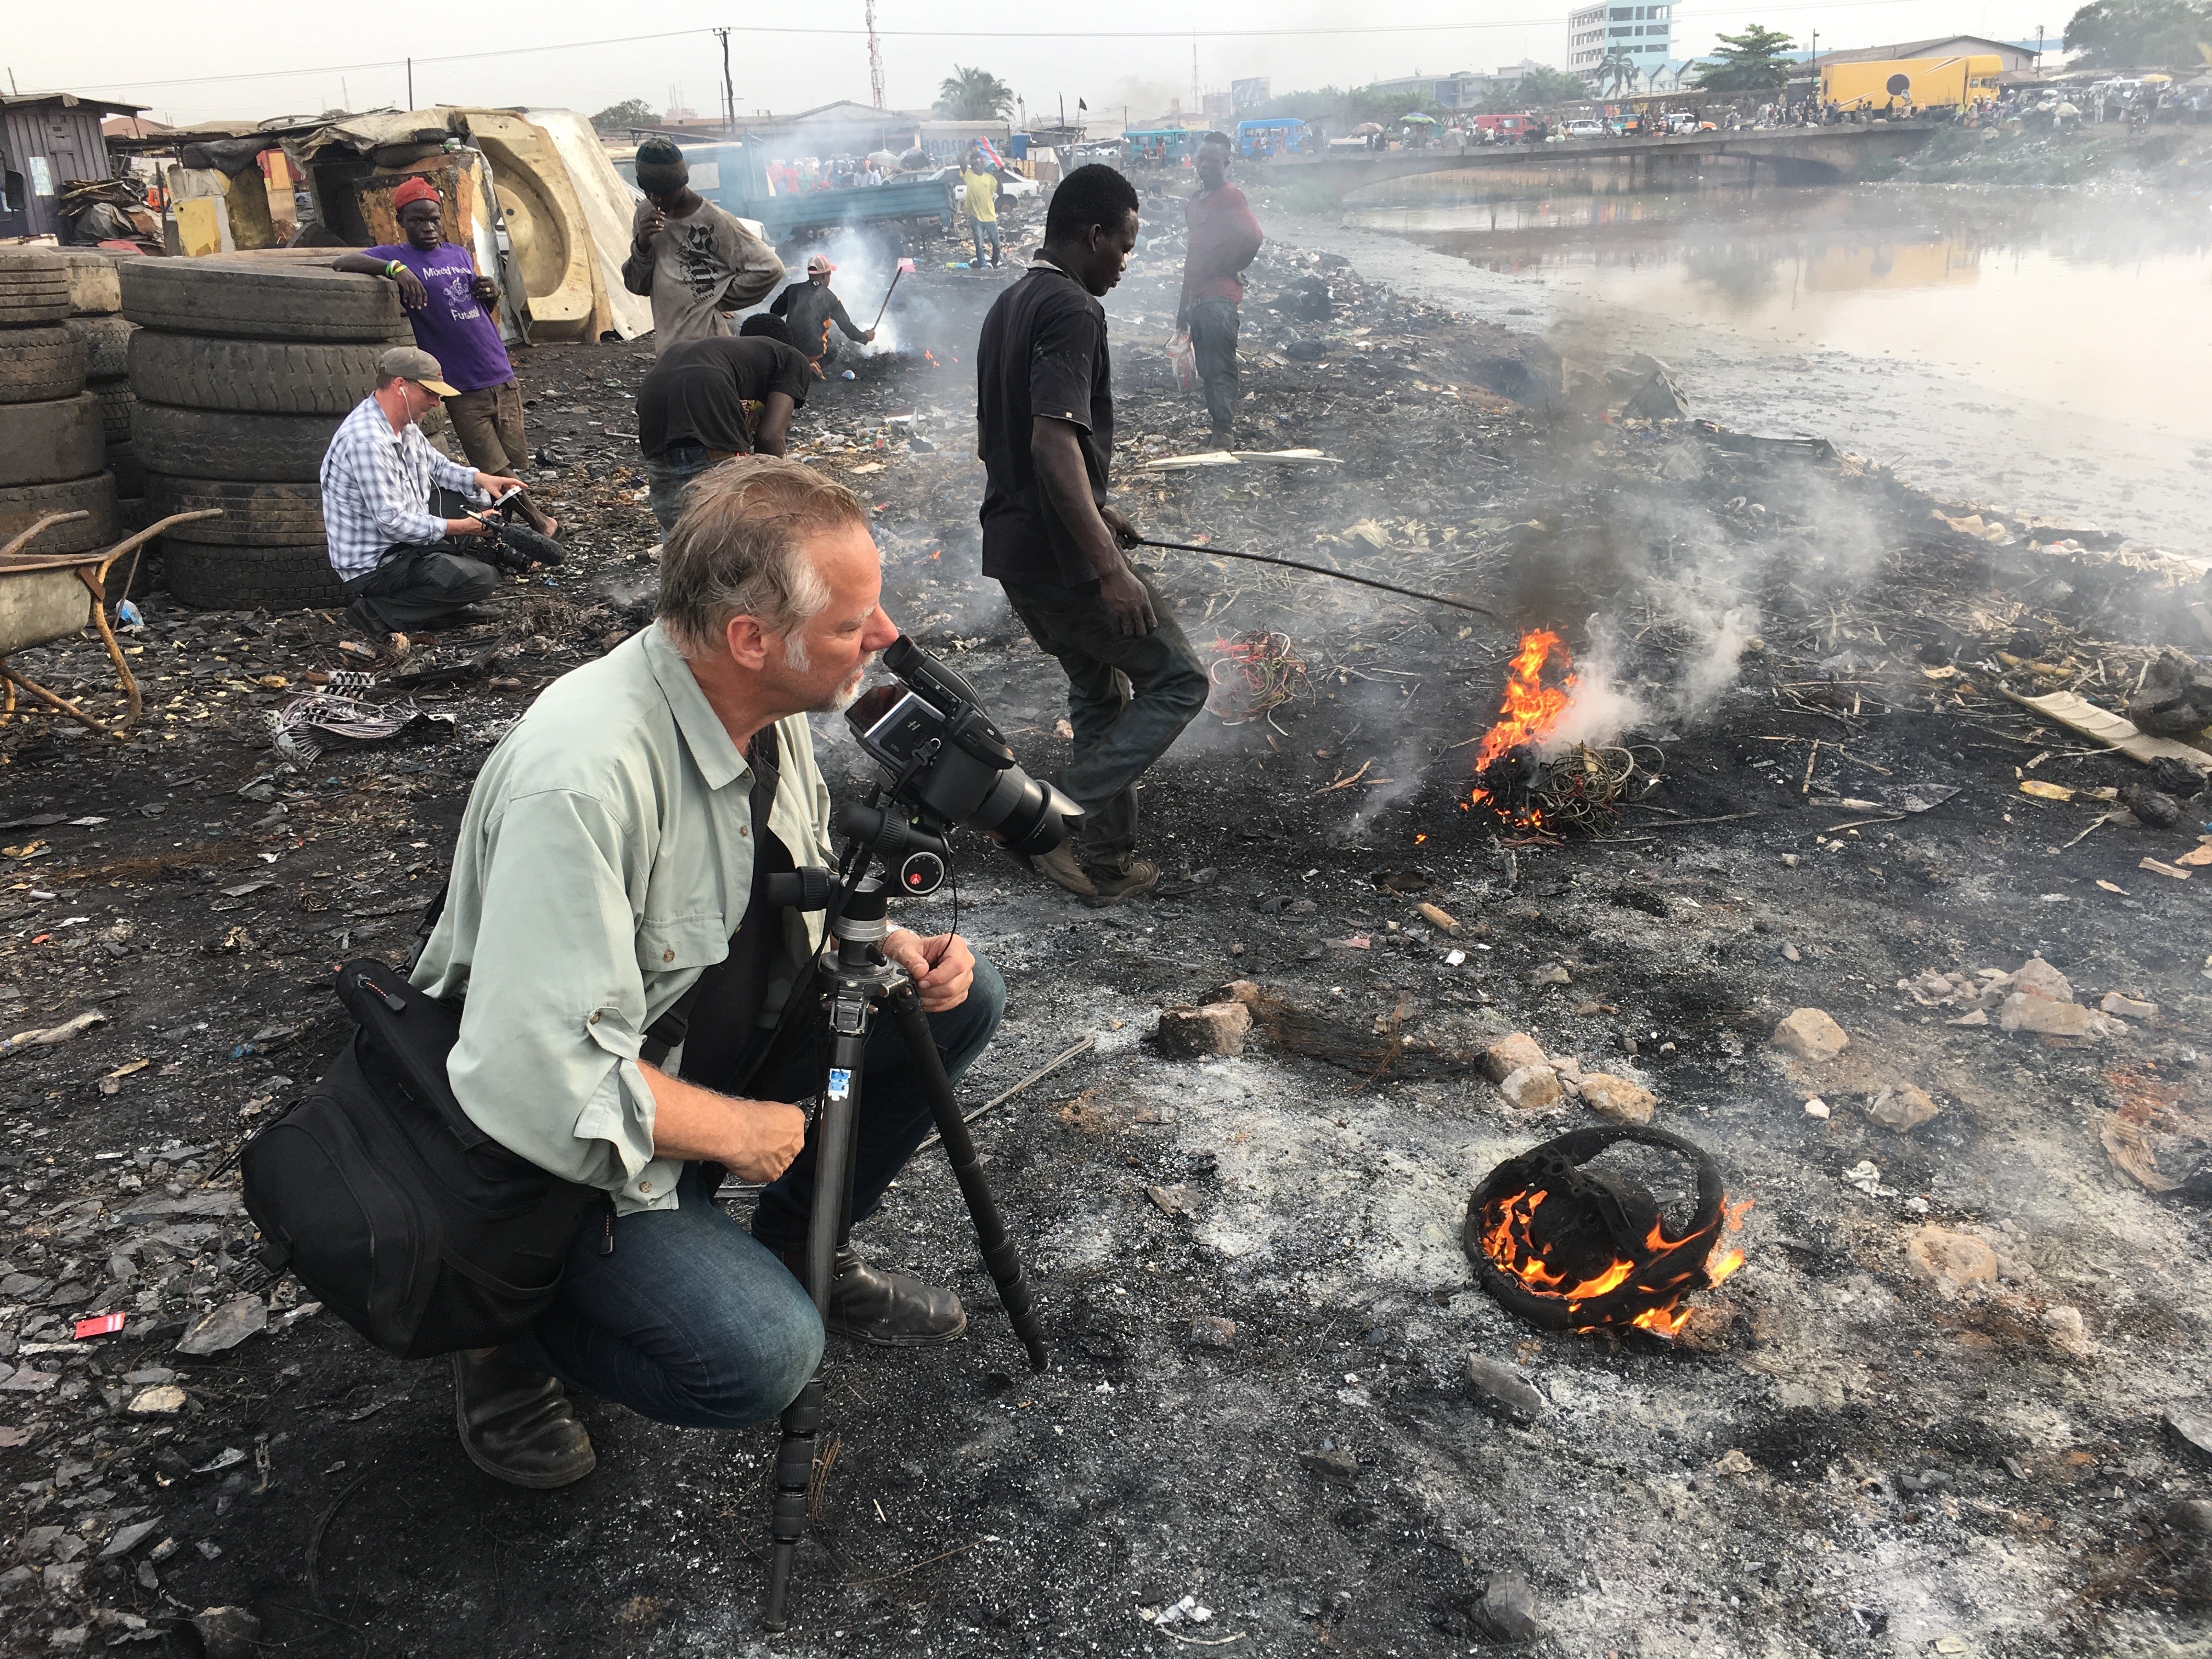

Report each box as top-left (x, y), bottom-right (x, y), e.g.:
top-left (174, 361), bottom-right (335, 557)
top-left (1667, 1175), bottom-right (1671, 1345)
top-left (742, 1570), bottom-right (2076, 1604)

top-left (7, 0), bottom-right (2068, 125)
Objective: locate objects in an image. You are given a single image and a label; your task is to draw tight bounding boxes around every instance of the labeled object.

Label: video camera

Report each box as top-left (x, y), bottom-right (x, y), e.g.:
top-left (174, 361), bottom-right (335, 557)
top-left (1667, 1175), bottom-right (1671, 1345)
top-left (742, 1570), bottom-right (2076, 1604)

top-left (474, 488), bottom-right (566, 575)
top-left (844, 636), bottom-right (1081, 863)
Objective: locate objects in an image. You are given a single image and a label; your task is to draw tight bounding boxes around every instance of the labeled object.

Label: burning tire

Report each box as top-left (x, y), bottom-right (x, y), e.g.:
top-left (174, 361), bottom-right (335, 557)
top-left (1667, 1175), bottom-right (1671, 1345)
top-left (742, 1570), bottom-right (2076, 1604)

top-left (1464, 1126), bottom-right (1747, 1336)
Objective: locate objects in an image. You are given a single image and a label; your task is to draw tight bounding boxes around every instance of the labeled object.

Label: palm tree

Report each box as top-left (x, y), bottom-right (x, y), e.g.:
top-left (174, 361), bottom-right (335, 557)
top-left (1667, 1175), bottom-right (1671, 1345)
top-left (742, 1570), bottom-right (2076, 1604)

top-left (1598, 47), bottom-right (1640, 97)
top-left (935, 65), bottom-right (1016, 121)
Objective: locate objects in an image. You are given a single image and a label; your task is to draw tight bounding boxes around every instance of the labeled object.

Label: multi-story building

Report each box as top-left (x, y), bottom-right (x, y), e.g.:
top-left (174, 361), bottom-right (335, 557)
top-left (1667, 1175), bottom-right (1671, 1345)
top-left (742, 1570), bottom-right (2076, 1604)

top-left (1570, 3), bottom-right (1675, 87)
top-left (1366, 70), bottom-right (1498, 110)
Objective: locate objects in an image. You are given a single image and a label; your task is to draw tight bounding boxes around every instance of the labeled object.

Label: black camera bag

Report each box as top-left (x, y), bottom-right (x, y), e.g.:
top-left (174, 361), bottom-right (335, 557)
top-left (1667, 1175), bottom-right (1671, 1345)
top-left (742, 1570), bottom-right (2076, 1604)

top-left (241, 957), bottom-right (703, 1361)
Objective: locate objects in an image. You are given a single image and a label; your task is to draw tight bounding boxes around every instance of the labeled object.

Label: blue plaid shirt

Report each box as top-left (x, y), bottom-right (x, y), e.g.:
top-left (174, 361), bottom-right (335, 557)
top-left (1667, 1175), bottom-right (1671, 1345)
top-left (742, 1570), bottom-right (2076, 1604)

top-left (318, 396), bottom-right (484, 579)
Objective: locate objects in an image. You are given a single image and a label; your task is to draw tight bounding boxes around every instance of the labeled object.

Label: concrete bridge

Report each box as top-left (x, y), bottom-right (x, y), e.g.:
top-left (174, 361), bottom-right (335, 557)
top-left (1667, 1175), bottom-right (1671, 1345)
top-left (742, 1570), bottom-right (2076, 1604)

top-left (1275, 121), bottom-right (1941, 191)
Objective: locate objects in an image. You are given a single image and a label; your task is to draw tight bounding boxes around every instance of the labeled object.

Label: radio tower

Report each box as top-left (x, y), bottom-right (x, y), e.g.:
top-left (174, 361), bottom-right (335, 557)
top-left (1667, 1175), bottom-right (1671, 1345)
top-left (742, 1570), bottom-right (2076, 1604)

top-left (866, 0), bottom-right (886, 109)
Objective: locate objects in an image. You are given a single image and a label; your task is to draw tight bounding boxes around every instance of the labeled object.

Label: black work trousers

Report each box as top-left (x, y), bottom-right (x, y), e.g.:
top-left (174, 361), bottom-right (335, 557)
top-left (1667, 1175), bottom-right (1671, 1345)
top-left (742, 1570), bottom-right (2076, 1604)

top-left (341, 543), bottom-right (499, 636)
top-left (1187, 298), bottom-right (1241, 432)
top-left (1000, 571), bottom-right (1207, 872)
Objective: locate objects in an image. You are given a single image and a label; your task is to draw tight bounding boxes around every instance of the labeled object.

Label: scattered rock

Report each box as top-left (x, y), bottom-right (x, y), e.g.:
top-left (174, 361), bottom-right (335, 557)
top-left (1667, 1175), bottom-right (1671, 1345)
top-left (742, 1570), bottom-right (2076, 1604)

top-left (2166, 1497), bottom-right (2212, 1533)
top-left (126, 1385), bottom-right (186, 1416)
top-left (1497, 1064), bottom-right (1563, 1111)
top-left (1472, 1569), bottom-right (1545, 1644)
top-left (175, 1295), bottom-right (267, 1357)
top-left (1464, 1355), bottom-right (1545, 1421)
top-left (1527, 963), bottom-right (1571, 986)
top-left (2100, 991), bottom-right (2157, 1020)
top-left (2121, 783), bottom-right (2185, 830)
top-left (194, 1607), bottom-right (262, 1659)
top-left (1905, 1227), bottom-right (1999, 1290)
top-left (1481, 1032), bottom-right (1548, 1082)
top-left (1575, 1073), bottom-right (1655, 1127)
top-left (2012, 956), bottom-right (2074, 1004)
top-left (1188, 1316), bottom-right (1239, 1349)
top-left (99, 1521), bottom-right (160, 1559)
top-left (2164, 1409), bottom-right (2212, 1469)
top-left (1866, 1084), bottom-right (1940, 1132)
top-left (1999, 993), bottom-right (2101, 1038)
top-left (1297, 1446), bottom-right (1359, 1486)
top-left (1147, 1184), bottom-right (1200, 1218)
top-left (2040, 1305), bottom-right (2091, 1356)
top-left (1773, 1007), bottom-right (1849, 1062)
top-left (1153, 1001), bottom-right (1252, 1059)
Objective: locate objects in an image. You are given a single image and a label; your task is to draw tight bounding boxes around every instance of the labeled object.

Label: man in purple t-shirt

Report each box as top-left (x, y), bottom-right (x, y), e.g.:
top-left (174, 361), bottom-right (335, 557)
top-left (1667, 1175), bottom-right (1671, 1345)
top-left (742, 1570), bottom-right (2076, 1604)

top-left (334, 177), bottom-right (558, 536)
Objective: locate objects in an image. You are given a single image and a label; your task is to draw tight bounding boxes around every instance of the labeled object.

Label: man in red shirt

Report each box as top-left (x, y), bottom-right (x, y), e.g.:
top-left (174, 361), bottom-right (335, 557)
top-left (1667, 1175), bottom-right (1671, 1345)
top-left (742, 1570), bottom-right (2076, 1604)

top-left (1173, 133), bottom-right (1265, 444)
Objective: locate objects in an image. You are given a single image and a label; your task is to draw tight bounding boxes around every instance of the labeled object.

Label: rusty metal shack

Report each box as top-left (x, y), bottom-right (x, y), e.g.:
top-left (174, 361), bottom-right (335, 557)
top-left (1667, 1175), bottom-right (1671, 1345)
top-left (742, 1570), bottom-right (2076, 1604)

top-left (0, 93), bottom-right (145, 240)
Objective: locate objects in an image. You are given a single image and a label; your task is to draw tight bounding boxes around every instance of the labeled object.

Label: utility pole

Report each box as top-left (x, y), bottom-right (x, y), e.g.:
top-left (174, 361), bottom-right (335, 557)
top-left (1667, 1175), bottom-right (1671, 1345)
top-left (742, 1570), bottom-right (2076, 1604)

top-left (406, 58), bottom-right (414, 110)
top-left (2035, 24), bottom-right (2045, 67)
top-left (866, 0), bottom-right (885, 109)
top-left (715, 28), bottom-right (735, 131)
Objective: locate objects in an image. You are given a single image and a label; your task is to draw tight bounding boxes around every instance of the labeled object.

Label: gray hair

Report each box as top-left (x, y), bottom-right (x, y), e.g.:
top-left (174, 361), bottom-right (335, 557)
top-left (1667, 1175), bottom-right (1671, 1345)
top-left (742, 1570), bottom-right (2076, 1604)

top-left (655, 456), bottom-right (864, 659)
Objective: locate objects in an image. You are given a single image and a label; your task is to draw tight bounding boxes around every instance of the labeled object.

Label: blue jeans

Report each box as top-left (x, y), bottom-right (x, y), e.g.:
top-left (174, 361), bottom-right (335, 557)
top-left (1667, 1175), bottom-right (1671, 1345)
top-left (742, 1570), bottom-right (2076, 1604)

top-left (511, 953), bottom-right (1005, 1430)
top-left (645, 441), bottom-right (723, 532)
top-left (968, 216), bottom-right (1001, 264)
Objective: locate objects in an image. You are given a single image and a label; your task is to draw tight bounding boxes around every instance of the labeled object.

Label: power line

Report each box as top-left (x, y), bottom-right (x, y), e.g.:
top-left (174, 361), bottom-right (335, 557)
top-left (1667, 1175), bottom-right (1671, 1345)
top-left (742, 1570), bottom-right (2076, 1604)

top-left (26, 2), bottom-right (1936, 98)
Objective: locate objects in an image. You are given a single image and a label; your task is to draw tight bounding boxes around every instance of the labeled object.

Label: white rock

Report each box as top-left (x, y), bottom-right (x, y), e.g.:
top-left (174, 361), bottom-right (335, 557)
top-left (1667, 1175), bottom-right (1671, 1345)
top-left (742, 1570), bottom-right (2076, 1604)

top-left (1774, 1007), bottom-right (1849, 1062)
top-left (1497, 1064), bottom-right (1564, 1111)
top-left (1576, 1073), bottom-right (1655, 1126)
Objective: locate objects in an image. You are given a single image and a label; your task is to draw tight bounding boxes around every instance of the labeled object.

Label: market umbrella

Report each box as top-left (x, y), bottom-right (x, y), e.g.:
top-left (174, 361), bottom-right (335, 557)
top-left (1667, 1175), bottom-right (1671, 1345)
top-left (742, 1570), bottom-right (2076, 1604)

top-left (1353, 121), bottom-right (1385, 134)
top-left (1401, 111), bottom-right (1439, 123)
top-left (2141, 72), bottom-right (2173, 82)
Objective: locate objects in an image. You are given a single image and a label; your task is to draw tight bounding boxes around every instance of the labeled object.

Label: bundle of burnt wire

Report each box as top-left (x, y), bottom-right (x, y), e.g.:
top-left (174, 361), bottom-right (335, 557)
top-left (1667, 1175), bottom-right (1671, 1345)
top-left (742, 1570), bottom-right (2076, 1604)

top-left (1205, 629), bottom-right (1310, 730)
top-left (1536, 742), bottom-right (1666, 833)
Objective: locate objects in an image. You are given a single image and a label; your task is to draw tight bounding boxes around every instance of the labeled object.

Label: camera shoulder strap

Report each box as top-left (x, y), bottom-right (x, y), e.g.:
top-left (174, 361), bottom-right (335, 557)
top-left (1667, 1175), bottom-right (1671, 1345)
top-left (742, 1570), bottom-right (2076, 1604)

top-left (639, 723), bottom-right (781, 1068)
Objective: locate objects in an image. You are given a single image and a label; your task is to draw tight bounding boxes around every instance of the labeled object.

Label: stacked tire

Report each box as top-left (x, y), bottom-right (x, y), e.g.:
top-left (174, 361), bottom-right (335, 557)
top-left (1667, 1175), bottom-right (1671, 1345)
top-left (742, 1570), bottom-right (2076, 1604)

top-left (0, 247), bottom-right (117, 557)
top-left (122, 250), bottom-right (409, 611)
top-left (64, 251), bottom-right (143, 528)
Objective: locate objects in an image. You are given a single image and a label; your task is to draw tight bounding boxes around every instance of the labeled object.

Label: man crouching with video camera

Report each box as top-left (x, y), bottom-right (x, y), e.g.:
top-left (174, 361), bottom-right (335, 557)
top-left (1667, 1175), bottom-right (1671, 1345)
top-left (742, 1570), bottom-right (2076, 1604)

top-left (410, 456), bottom-right (1000, 1487)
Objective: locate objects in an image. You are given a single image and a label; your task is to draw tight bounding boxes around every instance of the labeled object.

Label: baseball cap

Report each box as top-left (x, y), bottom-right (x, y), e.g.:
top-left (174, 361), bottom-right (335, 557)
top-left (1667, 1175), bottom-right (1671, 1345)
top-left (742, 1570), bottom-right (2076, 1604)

top-left (806, 253), bottom-right (835, 275)
top-left (378, 345), bottom-right (458, 397)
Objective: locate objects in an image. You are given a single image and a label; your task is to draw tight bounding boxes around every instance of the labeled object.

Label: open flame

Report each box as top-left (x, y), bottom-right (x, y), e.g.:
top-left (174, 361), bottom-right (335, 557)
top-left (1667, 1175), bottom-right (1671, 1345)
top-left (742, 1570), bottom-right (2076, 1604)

top-left (1467, 629), bottom-right (1577, 827)
top-left (1476, 1188), bottom-right (1752, 1339)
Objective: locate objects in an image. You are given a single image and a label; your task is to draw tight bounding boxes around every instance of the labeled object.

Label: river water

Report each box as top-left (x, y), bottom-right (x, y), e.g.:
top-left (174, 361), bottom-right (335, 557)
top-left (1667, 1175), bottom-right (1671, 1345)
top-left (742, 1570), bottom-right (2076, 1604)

top-left (1285, 173), bottom-right (2212, 561)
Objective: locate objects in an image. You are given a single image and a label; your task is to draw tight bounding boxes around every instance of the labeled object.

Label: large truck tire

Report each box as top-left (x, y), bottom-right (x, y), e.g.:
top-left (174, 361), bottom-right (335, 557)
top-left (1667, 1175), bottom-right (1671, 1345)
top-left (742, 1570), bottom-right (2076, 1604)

top-left (128, 329), bottom-right (401, 416)
top-left (162, 543), bottom-right (344, 611)
top-left (95, 382), bottom-right (135, 445)
top-left (0, 249), bottom-right (71, 325)
top-left (0, 473), bottom-right (120, 555)
top-left (69, 315), bottom-right (134, 382)
top-left (108, 444), bottom-right (144, 498)
top-left (0, 393), bottom-right (105, 487)
top-left (146, 476), bottom-right (324, 546)
top-left (120, 252), bottom-right (405, 342)
top-left (132, 402), bottom-right (338, 484)
top-left (0, 324), bottom-right (88, 404)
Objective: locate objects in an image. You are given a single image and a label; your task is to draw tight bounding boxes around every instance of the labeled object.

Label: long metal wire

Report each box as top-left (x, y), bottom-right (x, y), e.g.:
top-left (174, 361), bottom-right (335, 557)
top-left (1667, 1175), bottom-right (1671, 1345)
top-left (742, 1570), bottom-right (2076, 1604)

top-left (1135, 535), bottom-right (1508, 623)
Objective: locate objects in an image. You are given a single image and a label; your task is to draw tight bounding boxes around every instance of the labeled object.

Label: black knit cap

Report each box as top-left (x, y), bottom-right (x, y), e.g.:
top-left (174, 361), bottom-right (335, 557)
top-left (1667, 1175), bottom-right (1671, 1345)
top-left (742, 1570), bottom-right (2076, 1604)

top-left (635, 136), bottom-right (689, 194)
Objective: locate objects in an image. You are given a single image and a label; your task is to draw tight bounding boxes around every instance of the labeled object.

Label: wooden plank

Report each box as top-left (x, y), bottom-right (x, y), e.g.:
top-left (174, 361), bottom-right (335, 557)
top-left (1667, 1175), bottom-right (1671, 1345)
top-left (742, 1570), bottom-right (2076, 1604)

top-left (1999, 687), bottom-right (2212, 774)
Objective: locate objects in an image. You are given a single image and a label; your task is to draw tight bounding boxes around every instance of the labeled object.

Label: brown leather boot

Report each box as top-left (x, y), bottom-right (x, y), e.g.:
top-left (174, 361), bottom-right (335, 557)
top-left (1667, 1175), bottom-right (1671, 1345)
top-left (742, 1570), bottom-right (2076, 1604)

top-left (774, 1244), bottom-right (968, 1347)
top-left (451, 1347), bottom-right (596, 1489)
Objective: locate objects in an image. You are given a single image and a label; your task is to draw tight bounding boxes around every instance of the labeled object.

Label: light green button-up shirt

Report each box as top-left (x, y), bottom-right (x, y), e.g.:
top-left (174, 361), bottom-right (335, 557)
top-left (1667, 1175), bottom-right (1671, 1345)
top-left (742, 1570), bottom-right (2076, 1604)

top-left (410, 623), bottom-right (836, 1215)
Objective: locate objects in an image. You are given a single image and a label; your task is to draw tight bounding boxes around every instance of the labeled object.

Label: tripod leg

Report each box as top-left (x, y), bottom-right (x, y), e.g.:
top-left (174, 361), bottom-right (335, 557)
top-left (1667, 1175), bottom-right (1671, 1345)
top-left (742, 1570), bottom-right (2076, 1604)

top-left (763, 1018), bottom-right (869, 1630)
top-left (885, 985), bottom-right (1049, 1373)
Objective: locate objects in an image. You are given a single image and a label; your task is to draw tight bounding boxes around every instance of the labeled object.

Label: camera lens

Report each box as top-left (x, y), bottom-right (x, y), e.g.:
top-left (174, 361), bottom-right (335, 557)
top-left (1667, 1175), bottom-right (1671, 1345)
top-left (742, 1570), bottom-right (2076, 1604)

top-left (980, 773), bottom-right (1083, 859)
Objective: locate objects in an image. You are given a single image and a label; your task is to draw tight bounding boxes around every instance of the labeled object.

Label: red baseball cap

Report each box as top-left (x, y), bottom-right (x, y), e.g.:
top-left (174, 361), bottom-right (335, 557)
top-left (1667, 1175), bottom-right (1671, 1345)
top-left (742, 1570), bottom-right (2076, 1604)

top-left (392, 176), bottom-right (440, 210)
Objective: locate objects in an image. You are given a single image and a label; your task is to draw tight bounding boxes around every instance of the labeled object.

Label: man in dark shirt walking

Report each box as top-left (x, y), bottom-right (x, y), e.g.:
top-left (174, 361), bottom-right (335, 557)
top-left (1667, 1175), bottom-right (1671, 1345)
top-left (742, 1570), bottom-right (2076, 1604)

top-left (1175, 133), bottom-right (1265, 444)
top-left (974, 165), bottom-right (1207, 904)
top-left (635, 335), bottom-right (815, 530)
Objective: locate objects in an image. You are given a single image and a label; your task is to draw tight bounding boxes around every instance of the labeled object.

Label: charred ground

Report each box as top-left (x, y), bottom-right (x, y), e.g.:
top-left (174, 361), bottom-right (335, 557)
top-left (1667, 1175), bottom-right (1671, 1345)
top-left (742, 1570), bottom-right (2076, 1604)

top-left (2, 216), bottom-right (2210, 1658)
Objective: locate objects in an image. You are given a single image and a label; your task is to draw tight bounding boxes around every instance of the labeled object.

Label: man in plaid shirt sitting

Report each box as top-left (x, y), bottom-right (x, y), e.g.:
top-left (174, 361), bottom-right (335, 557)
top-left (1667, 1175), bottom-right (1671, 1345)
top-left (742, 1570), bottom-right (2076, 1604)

top-left (319, 346), bottom-right (534, 646)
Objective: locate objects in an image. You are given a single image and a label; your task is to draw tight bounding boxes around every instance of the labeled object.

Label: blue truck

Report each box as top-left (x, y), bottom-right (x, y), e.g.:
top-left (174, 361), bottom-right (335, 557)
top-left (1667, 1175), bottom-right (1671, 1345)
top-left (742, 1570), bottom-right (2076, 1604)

top-left (614, 142), bottom-right (961, 253)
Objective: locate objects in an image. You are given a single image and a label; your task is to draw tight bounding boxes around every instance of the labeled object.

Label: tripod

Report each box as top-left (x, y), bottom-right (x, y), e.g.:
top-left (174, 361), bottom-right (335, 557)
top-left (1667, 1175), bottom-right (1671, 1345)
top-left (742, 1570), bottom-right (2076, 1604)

top-left (761, 810), bottom-right (1049, 1631)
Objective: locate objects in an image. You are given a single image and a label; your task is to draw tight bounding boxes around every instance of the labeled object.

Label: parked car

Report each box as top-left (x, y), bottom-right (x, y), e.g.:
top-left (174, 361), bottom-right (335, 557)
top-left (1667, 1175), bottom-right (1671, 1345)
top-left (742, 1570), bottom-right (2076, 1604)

top-left (1564, 119), bottom-right (1606, 138)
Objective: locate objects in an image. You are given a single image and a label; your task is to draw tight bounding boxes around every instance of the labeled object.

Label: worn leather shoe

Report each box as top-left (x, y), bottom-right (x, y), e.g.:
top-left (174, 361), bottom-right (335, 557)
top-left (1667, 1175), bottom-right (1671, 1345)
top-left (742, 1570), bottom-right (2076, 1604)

top-left (1028, 842), bottom-right (1098, 898)
top-left (452, 1347), bottom-right (596, 1489)
top-left (777, 1245), bottom-right (968, 1347)
top-left (1084, 859), bottom-right (1161, 906)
